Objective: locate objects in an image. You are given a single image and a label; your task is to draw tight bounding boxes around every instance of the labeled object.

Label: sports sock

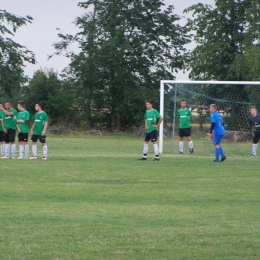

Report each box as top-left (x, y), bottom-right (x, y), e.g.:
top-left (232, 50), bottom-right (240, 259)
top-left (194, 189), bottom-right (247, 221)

top-left (5, 144), bottom-right (10, 157)
top-left (219, 146), bottom-right (225, 157)
top-left (143, 143), bottom-right (148, 158)
top-left (179, 141), bottom-right (184, 152)
top-left (43, 145), bottom-right (48, 157)
top-left (215, 147), bottom-right (220, 162)
top-left (188, 141), bottom-right (193, 149)
top-left (12, 144), bottom-right (16, 158)
top-left (252, 143), bottom-right (257, 156)
top-left (153, 143), bottom-right (159, 157)
top-left (1, 144), bottom-right (4, 156)
top-left (25, 144), bottom-right (29, 158)
top-left (32, 144), bottom-right (37, 157)
top-left (19, 145), bottom-right (24, 158)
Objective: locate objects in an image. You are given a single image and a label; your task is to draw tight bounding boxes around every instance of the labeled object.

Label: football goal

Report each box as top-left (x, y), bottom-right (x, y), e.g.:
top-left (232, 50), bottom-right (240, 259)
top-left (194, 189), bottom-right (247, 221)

top-left (159, 80), bottom-right (260, 156)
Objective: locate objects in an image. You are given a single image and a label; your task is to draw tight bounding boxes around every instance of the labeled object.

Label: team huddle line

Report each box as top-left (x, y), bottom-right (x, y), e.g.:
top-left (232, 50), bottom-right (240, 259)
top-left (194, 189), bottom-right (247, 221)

top-left (0, 101), bottom-right (48, 160)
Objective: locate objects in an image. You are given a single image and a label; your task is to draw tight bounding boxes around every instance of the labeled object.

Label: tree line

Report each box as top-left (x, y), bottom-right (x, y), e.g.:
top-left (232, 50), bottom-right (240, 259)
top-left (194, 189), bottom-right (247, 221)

top-left (1, 0), bottom-right (260, 130)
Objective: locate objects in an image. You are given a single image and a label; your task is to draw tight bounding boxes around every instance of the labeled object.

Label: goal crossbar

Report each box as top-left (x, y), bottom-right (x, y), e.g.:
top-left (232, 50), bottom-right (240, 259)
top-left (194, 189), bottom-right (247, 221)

top-left (159, 80), bottom-right (260, 153)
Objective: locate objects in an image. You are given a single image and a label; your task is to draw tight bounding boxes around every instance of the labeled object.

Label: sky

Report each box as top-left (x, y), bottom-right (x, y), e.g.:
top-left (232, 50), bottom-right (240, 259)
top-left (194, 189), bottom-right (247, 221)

top-left (2, 0), bottom-right (215, 80)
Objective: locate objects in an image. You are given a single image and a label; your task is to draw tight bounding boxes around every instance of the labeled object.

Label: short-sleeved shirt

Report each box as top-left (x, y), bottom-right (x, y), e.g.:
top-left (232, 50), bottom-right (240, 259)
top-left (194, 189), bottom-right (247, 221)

top-left (248, 114), bottom-right (260, 131)
top-left (144, 109), bottom-right (161, 133)
top-left (17, 110), bottom-right (30, 133)
top-left (33, 111), bottom-right (48, 135)
top-left (4, 108), bottom-right (17, 130)
top-left (177, 108), bottom-right (192, 128)
top-left (210, 111), bottom-right (225, 135)
top-left (0, 111), bottom-right (5, 131)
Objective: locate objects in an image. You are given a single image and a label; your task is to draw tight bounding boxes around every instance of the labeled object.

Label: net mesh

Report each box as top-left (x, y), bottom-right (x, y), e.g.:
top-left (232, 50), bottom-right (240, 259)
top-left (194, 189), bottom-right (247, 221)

top-left (163, 83), bottom-right (260, 156)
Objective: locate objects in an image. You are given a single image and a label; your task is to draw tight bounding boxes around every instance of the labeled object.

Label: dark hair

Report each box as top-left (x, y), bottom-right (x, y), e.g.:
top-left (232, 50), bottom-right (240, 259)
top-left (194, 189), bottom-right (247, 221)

top-left (145, 100), bottom-right (153, 105)
top-left (18, 100), bottom-right (25, 107)
top-left (180, 100), bottom-right (186, 103)
top-left (251, 106), bottom-right (257, 110)
top-left (5, 101), bottom-right (12, 105)
top-left (36, 102), bottom-right (43, 109)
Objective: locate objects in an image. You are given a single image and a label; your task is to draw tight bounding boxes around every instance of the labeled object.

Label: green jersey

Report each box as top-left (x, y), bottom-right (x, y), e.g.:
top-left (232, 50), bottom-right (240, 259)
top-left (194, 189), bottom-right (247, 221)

top-left (144, 109), bottom-right (161, 133)
top-left (0, 111), bottom-right (5, 131)
top-left (177, 108), bottom-right (192, 128)
top-left (4, 108), bottom-right (17, 130)
top-left (33, 111), bottom-right (48, 135)
top-left (17, 110), bottom-right (30, 133)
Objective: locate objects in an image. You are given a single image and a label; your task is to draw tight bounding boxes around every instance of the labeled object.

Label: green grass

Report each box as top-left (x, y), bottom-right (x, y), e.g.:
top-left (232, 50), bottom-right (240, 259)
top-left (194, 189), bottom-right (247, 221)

top-left (0, 135), bottom-right (260, 259)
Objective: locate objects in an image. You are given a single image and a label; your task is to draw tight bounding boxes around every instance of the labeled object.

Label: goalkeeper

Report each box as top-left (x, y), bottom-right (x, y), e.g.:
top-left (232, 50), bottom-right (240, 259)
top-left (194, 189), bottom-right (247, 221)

top-left (207, 104), bottom-right (226, 162)
top-left (248, 106), bottom-right (260, 157)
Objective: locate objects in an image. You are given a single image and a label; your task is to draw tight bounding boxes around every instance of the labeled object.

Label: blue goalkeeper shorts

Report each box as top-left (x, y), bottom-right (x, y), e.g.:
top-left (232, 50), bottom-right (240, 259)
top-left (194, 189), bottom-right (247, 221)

top-left (214, 135), bottom-right (223, 145)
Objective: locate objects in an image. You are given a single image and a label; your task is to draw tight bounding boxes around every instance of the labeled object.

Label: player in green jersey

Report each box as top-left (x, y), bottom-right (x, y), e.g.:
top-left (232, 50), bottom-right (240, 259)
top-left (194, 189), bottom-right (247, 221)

top-left (0, 103), bottom-right (5, 158)
top-left (1, 101), bottom-right (18, 159)
top-left (138, 100), bottom-right (163, 161)
top-left (16, 101), bottom-right (30, 159)
top-left (29, 102), bottom-right (48, 160)
top-left (177, 100), bottom-right (194, 154)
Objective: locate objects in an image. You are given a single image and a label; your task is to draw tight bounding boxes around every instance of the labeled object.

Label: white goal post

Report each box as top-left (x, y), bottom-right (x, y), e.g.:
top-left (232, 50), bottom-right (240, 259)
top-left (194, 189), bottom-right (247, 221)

top-left (159, 80), bottom-right (260, 154)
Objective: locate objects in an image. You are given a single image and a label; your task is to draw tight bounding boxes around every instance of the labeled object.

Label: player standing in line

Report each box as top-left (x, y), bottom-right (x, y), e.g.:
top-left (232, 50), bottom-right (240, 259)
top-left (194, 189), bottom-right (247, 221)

top-left (177, 100), bottom-right (194, 154)
top-left (248, 106), bottom-right (260, 157)
top-left (1, 101), bottom-right (18, 159)
top-left (208, 104), bottom-right (226, 162)
top-left (16, 101), bottom-right (30, 159)
top-left (138, 100), bottom-right (163, 161)
top-left (29, 103), bottom-right (48, 160)
top-left (0, 103), bottom-right (5, 158)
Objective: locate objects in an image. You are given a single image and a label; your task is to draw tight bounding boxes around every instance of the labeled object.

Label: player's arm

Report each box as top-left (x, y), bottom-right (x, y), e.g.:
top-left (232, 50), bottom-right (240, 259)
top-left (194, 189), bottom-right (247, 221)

top-left (144, 119), bottom-right (148, 129)
top-left (41, 121), bottom-right (48, 136)
top-left (16, 121), bottom-right (21, 133)
top-left (30, 122), bottom-right (35, 136)
top-left (1, 108), bottom-right (14, 116)
top-left (189, 110), bottom-right (194, 122)
top-left (155, 116), bottom-right (163, 127)
top-left (208, 115), bottom-right (215, 138)
top-left (248, 118), bottom-right (254, 136)
top-left (2, 117), bottom-right (7, 133)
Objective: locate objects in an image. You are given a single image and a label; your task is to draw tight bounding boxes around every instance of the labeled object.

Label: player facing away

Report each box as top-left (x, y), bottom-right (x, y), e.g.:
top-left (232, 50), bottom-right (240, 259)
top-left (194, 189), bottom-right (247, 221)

top-left (248, 106), bottom-right (260, 157)
top-left (208, 104), bottom-right (226, 162)
top-left (0, 103), bottom-right (5, 158)
top-left (138, 100), bottom-right (163, 161)
top-left (16, 101), bottom-right (30, 159)
top-left (0, 101), bottom-right (18, 159)
top-left (177, 100), bottom-right (194, 154)
top-left (29, 103), bottom-right (48, 160)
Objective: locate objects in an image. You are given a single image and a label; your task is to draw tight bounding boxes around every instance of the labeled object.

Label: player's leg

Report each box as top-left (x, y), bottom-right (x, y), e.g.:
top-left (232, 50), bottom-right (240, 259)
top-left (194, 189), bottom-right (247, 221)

top-left (40, 135), bottom-right (47, 160)
top-left (2, 131), bottom-right (10, 159)
top-left (219, 137), bottom-right (226, 162)
top-left (10, 129), bottom-right (16, 159)
top-left (138, 134), bottom-right (150, 160)
top-left (18, 133), bottom-right (24, 159)
top-left (151, 130), bottom-right (159, 161)
top-left (186, 128), bottom-right (194, 154)
top-left (0, 131), bottom-right (4, 158)
top-left (213, 135), bottom-right (223, 162)
top-left (29, 135), bottom-right (38, 159)
top-left (24, 133), bottom-right (29, 159)
top-left (179, 129), bottom-right (184, 154)
top-left (251, 131), bottom-right (260, 156)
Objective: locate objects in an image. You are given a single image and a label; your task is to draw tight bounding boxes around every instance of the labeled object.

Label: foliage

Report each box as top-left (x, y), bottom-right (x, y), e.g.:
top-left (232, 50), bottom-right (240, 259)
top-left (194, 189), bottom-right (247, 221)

top-left (24, 69), bottom-right (77, 125)
top-left (0, 9), bottom-right (35, 97)
top-left (53, 0), bottom-right (190, 130)
top-left (184, 0), bottom-right (260, 81)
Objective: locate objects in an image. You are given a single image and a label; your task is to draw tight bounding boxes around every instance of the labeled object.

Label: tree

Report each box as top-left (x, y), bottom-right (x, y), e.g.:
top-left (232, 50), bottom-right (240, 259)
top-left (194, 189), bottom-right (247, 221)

top-left (0, 9), bottom-right (35, 97)
top-left (25, 69), bottom-right (76, 124)
top-left (53, 0), bottom-right (190, 130)
top-left (184, 0), bottom-right (260, 82)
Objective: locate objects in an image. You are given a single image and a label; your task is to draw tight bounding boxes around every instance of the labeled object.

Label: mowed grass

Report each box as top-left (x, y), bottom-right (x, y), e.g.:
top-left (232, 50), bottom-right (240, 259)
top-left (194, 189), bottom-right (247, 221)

top-left (0, 135), bottom-right (260, 260)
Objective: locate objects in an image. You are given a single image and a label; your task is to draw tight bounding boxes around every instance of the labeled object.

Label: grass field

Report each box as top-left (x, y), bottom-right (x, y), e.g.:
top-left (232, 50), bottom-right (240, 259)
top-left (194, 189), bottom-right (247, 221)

top-left (0, 135), bottom-right (259, 260)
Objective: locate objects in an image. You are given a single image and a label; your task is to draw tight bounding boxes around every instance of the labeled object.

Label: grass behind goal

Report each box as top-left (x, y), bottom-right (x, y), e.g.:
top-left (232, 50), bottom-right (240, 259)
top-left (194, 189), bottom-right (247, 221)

top-left (0, 135), bottom-right (259, 259)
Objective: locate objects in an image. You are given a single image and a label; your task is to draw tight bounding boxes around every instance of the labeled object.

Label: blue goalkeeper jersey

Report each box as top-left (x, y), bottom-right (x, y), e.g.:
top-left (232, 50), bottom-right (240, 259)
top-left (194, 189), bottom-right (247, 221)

top-left (210, 111), bottom-right (225, 135)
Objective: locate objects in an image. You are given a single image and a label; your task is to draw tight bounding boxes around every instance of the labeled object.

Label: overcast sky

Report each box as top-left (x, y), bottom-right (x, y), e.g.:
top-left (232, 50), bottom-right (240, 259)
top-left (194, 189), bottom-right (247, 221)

top-left (2, 0), bottom-right (215, 80)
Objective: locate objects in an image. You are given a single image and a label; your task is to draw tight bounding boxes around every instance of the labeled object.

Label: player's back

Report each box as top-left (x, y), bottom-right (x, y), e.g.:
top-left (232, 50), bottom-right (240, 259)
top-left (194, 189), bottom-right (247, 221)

top-left (211, 111), bottom-right (225, 135)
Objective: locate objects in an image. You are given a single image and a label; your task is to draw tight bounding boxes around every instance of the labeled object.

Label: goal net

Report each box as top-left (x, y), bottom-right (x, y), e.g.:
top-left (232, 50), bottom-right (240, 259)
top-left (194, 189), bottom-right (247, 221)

top-left (159, 80), bottom-right (260, 156)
